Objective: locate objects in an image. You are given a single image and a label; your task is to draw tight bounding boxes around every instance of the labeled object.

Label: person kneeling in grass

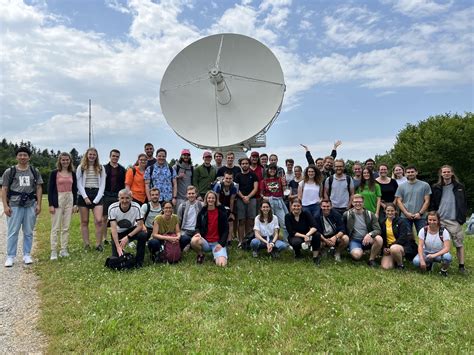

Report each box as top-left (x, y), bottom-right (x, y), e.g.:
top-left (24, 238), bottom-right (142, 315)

top-left (148, 201), bottom-right (181, 263)
top-left (191, 190), bottom-right (229, 267)
top-left (412, 211), bottom-right (452, 276)
top-left (251, 201), bottom-right (288, 258)
top-left (314, 199), bottom-right (349, 262)
top-left (109, 189), bottom-right (148, 268)
top-left (380, 203), bottom-right (417, 270)
top-left (343, 194), bottom-right (383, 267)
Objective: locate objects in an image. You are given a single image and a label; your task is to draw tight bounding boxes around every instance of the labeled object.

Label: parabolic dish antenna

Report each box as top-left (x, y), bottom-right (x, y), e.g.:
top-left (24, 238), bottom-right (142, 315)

top-left (160, 33), bottom-right (285, 150)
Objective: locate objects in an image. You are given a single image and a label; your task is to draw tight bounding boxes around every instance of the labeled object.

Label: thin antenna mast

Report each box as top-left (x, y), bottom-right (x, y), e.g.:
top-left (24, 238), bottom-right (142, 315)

top-left (88, 99), bottom-right (92, 148)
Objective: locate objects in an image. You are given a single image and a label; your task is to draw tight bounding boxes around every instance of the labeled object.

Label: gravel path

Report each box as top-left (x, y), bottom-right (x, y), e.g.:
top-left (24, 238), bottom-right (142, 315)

top-left (0, 203), bottom-right (47, 353)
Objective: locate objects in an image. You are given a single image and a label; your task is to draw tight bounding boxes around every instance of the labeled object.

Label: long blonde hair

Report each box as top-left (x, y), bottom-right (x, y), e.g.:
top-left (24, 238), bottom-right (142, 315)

top-left (56, 152), bottom-right (75, 172)
top-left (80, 147), bottom-right (102, 174)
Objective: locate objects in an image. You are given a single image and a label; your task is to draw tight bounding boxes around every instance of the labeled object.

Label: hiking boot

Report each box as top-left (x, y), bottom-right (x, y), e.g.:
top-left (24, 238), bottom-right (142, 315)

top-left (50, 251), bottom-right (58, 260)
top-left (4, 257), bottom-right (14, 267)
top-left (23, 255), bottom-right (33, 265)
top-left (313, 255), bottom-right (322, 266)
top-left (439, 269), bottom-right (448, 277)
top-left (252, 251), bottom-right (258, 258)
top-left (196, 254), bottom-right (205, 264)
top-left (367, 260), bottom-right (378, 268)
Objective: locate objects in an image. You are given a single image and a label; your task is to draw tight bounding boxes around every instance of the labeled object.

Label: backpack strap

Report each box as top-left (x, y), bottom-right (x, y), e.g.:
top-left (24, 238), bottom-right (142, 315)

top-left (346, 175), bottom-right (351, 196)
top-left (423, 225), bottom-right (444, 243)
top-left (143, 202), bottom-right (151, 224)
top-left (327, 175), bottom-right (333, 198)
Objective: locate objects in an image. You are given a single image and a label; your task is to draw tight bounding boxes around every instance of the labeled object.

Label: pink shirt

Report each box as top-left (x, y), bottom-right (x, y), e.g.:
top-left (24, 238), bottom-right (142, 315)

top-left (57, 172), bottom-right (73, 193)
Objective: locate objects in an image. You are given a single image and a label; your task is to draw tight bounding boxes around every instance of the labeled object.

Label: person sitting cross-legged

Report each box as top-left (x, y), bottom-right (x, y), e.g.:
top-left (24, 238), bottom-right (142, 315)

top-left (343, 194), bottom-right (383, 267)
top-left (250, 201), bottom-right (288, 258)
top-left (314, 199), bottom-right (349, 262)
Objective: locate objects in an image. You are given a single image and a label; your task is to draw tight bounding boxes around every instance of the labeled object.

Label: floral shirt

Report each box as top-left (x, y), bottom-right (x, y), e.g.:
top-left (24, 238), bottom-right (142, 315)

top-left (144, 163), bottom-right (176, 201)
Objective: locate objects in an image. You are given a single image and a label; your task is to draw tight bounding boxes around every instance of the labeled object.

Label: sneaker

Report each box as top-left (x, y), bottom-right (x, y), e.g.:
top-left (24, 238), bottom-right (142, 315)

top-left (196, 254), bottom-right (205, 264)
top-left (334, 253), bottom-right (341, 262)
top-left (459, 266), bottom-right (466, 275)
top-left (60, 250), bottom-right (70, 258)
top-left (313, 256), bottom-right (322, 266)
top-left (252, 251), bottom-right (258, 258)
top-left (50, 251), bottom-right (58, 260)
top-left (128, 241), bottom-right (136, 249)
top-left (439, 269), bottom-right (448, 277)
top-left (4, 257), bottom-right (14, 267)
top-left (95, 244), bottom-right (104, 252)
top-left (367, 260), bottom-right (377, 268)
top-left (23, 255), bottom-right (33, 265)
top-left (396, 264), bottom-right (405, 270)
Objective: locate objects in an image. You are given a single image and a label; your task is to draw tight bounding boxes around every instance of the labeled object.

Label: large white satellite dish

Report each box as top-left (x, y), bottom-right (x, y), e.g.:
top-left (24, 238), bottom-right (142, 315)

top-left (160, 33), bottom-right (285, 150)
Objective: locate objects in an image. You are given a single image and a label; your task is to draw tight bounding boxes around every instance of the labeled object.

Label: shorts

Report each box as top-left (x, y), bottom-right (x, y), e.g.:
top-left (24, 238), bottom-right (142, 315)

top-left (349, 239), bottom-right (373, 252)
top-left (236, 198), bottom-right (257, 220)
top-left (441, 219), bottom-right (464, 248)
top-left (102, 195), bottom-right (118, 216)
top-left (201, 238), bottom-right (228, 259)
top-left (77, 188), bottom-right (103, 209)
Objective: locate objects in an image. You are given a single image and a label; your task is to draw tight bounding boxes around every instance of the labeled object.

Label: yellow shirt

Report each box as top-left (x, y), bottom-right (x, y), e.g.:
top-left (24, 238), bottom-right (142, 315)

top-left (385, 219), bottom-right (396, 246)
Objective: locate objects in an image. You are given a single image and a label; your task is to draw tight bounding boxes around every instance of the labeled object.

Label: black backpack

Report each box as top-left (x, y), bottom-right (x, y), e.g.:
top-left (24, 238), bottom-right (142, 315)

top-left (105, 252), bottom-right (136, 270)
top-left (423, 226), bottom-right (445, 243)
top-left (7, 165), bottom-right (39, 201)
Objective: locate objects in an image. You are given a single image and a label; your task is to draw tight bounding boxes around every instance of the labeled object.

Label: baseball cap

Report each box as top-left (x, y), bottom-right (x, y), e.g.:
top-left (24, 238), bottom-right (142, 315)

top-left (250, 151), bottom-right (259, 157)
top-left (203, 151), bottom-right (212, 158)
top-left (181, 149), bottom-right (191, 155)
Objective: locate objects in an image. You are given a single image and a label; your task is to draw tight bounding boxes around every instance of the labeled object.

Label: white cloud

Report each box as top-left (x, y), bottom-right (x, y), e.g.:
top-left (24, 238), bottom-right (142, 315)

top-left (385, 0), bottom-right (453, 17)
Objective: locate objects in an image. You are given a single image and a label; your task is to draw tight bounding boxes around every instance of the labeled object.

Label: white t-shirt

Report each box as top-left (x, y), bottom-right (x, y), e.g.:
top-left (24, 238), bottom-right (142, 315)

top-left (418, 227), bottom-right (450, 254)
top-left (254, 216), bottom-right (280, 239)
top-left (108, 201), bottom-right (143, 233)
top-left (140, 202), bottom-right (162, 229)
top-left (299, 180), bottom-right (321, 206)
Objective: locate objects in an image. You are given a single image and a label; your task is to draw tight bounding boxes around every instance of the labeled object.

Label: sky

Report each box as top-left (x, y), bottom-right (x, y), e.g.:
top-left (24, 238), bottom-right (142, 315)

top-left (1, 0), bottom-right (473, 168)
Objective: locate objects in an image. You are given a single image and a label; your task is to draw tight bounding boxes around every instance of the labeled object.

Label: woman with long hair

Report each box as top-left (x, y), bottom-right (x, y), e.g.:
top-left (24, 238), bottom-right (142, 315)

top-left (380, 203), bottom-right (417, 270)
top-left (125, 153), bottom-right (148, 205)
top-left (191, 190), bottom-right (229, 267)
top-left (285, 198), bottom-right (321, 264)
top-left (297, 164), bottom-right (323, 218)
top-left (76, 147), bottom-right (106, 251)
top-left (375, 163), bottom-right (398, 220)
top-left (148, 201), bottom-right (181, 263)
top-left (391, 164), bottom-right (407, 185)
top-left (250, 201), bottom-right (288, 258)
top-left (260, 163), bottom-right (289, 242)
top-left (48, 152), bottom-right (77, 259)
top-left (413, 211), bottom-right (452, 276)
top-left (356, 168), bottom-right (381, 217)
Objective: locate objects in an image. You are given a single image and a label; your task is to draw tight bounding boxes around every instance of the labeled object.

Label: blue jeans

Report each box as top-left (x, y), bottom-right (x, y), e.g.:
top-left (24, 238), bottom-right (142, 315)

top-left (268, 197), bottom-right (289, 242)
top-left (412, 251), bottom-right (452, 268)
top-left (303, 203), bottom-right (320, 220)
top-left (250, 238), bottom-right (288, 252)
top-left (7, 205), bottom-right (37, 257)
top-left (401, 217), bottom-right (426, 234)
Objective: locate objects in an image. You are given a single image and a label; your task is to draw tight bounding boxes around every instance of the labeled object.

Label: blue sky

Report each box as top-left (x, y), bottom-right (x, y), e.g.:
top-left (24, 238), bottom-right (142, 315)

top-left (1, 0), bottom-right (472, 167)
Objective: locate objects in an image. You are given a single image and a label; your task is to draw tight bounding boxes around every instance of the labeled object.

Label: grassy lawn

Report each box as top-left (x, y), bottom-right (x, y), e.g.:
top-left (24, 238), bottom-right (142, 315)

top-left (33, 206), bottom-right (473, 353)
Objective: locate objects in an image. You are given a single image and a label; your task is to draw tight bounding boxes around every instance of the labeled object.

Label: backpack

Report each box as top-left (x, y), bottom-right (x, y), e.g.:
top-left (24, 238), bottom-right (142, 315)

top-left (7, 165), bottom-right (39, 201)
top-left (327, 174), bottom-right (352, 198)
top-left (104, 252), bottom-right (136, 270)
top-left (422, 226), bottom-right (445, 243)
top-left (155, 238), bottom-right (182, 264)
top-left (175, 164), bottom-right (194, 181)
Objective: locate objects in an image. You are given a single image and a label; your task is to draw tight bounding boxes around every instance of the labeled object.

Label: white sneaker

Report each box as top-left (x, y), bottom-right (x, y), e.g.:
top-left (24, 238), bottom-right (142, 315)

top-left (334, 253), bottom-right (341, 262)
top-left (128, 241), bottom-right (136, 249)
top-left (50, 251), bottom-right (58, 260)
top-left (60, 250), bottom-right (70, 258)
top-left (252, 251), bottom-right (258, 258)
top-left (23, 255), bottom-right (33, 265)
top-left (5, 257), bottom-right (14, 267)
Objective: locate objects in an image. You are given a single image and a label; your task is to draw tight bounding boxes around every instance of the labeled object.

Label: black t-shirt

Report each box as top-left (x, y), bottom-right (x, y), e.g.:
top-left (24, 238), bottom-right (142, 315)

top-left (378, 179), bottom-right (399, 203)
top-left (217, 165), bottom-right (241, 179)
top-left (235, 171), bottom-right (258, 196)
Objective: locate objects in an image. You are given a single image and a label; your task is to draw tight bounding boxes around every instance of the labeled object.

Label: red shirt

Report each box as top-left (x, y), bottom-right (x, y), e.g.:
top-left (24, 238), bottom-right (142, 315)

top-left (206, 208), bottom-right (219, 243)
top-left (260, 177), bottom-right (284, 198)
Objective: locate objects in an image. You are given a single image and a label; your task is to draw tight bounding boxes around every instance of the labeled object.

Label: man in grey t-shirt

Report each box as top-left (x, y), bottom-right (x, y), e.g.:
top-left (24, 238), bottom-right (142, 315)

top-left (324, 159), bottom-right (354, 215)
top-left (2, 146), bottom-right (43, 267)
top-left (395, 165), bottom-right (431, 234)
top-left (343, 194), bottom-right (382, 267)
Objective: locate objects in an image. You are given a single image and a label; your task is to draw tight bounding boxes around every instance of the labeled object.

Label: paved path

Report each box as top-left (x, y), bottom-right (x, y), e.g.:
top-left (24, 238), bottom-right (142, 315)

top-left (0, 203), bottom-right (47, 353)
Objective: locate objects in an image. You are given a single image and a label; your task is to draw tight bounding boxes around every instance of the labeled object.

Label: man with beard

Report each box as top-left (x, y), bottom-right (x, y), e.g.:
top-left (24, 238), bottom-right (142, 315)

top-left (144, 143), bottom-right (156, 167)
top-left (174, 149), bottom-right (193, 209)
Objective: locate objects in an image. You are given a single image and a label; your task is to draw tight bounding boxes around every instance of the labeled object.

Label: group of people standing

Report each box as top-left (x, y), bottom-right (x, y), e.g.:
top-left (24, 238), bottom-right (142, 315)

top-left (1, 142), bottom-right (469, 276)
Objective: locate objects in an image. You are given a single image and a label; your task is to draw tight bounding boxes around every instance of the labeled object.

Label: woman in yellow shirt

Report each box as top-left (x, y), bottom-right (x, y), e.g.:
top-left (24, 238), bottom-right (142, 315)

top-left (380, 203), bottom-right (417, 270)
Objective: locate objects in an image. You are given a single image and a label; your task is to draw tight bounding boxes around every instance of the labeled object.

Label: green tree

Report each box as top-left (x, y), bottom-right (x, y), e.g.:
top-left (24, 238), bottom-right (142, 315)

top-left (376, 112), bottom-right (474, 211)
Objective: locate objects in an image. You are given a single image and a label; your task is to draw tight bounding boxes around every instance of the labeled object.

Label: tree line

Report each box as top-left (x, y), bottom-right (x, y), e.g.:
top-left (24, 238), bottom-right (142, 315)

top-left (1, 112), bottom-right (472, 210)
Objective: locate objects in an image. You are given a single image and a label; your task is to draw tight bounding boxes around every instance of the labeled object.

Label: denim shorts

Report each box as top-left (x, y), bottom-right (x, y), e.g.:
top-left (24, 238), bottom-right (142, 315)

top-left (349, 239), bottom-right (373, 252)
top-left (201, 238), bottom-right (228, 259)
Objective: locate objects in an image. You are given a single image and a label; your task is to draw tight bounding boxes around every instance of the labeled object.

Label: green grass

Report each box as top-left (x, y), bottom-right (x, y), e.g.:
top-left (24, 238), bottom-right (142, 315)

top-left (33, 206), bottom-right (474, 353)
